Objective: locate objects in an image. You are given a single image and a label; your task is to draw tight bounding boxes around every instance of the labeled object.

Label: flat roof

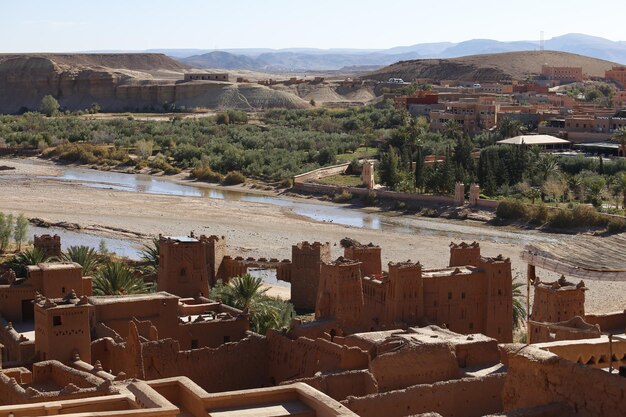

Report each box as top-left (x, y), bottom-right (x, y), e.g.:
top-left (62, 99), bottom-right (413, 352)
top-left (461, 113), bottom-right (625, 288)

top-left (497, 135), bottom-right (570, 146)
top-left (575, 142), bottom-right (620, 149)
top-left (88, 291), bottom-right (178, 305)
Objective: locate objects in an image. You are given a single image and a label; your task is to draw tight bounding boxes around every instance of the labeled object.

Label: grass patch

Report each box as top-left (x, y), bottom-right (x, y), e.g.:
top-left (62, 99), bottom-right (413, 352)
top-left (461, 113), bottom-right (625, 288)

top-left (317, 174), bottom-right (362, 187)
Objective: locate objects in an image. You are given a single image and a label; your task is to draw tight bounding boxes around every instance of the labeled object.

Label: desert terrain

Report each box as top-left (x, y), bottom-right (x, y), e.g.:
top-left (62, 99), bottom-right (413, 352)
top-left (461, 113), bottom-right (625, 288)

top-left (1, 157), bottom-right (625, 314)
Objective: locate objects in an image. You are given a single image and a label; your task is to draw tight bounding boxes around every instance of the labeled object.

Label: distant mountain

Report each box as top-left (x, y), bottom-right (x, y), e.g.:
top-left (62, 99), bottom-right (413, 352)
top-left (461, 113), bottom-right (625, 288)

top-left (174, 33), bottom-right (626, 72)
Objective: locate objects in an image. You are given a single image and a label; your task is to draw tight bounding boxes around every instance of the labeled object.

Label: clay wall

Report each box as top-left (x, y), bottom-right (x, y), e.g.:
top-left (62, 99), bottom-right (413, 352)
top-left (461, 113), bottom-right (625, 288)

top-left (91, 294), bottom-right (179, 341)
top-left (267, 330), bottom-right (369, 384)
top-left (369, 342), bottom-right (459, 392)
top-left (292, 182), bottom-right (457, 205)
top-left (291, 242), bottom-right (331, 311)
top-left (157, 237), bottom-right (213, 298)
top-left (344, 246), bottom-right (382, 277)
top-left (0, 319), bottom-right (35, 365)
top-left (361, 277), bottom-right (387, 328)
top-left (292, 163), bottom-right (350, 184)
top-left (317, 260), bottom-right (364, 329)
top-left (385, 262), bottom-right (424, 326)
top-left (27, 263), bottom-right (85, 300)
top-left (177, 316), bottom-right (248, 349)
top-left (284, 369), bottom-right (378, 401)
top-left (532, 283), bottom-right (585, 323)
top-left (141, 333), bottom-right (269, 392)
top-left (423, 268), bottom-right (488, 338)
top-left (91, 321), bottom-right (144, 379)
top-left (528, 318), bottom-right (601, 344)
top-left (343, 374), bottom-right (505, 417)
top-left (481, 257), bottom-right (514, 343)
top-left (585, 310), bottom-right (626, 332)
top-left (35, 302), bottom-right (91, 364)
top-left (202, 235), bottom-right (227, 286)
top-left (33, 234), bottom-right (61, 258)
top-left (502, 345), bottom-right (626, 417)
top-left (449, 242), bottom-right (481, 267)
top-left (0, 285), bottom-right (37, 322)
top-left (220, 256), bottom-right (291, 284)
top-left (534, 336), bottom-right (626, 368)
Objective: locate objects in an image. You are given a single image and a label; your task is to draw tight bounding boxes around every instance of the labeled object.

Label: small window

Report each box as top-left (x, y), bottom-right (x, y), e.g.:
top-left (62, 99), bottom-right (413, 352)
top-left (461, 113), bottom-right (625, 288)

top-left (223, 336), bottom-right (231, 344)
top-left (53, 316), bottom-right (62, 326)
top-left (180, 268), bottom-right (187, 277)
top-left (469, 322), bottom-right (473, 330)
top-left (461, 292), bottom-right (466, 299)
top-left (61, 287), bottom-right (65, 294)
top-left (191, 340), bottom-right (198, 349)
top-left (448, 292), bottom-right (452, 300)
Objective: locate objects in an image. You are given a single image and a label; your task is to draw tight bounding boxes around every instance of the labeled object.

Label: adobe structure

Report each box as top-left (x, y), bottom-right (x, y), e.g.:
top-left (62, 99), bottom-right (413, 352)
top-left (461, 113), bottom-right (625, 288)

top-left (33, 234), bottom-right (62, 258)
top-left (2, 232), bottom-right (626, 416)
top-left (315, 240), bottom-right (513, 343)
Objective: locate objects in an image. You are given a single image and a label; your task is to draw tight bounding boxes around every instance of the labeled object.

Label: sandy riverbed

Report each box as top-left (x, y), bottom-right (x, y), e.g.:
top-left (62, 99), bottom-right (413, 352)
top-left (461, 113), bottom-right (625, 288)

top-left (2, 157), bottom-right (626, 314)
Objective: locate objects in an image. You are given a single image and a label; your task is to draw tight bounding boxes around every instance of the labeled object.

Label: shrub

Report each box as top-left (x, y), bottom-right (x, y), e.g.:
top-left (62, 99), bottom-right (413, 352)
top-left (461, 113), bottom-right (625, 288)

top-left (222, 171), bottom-right (246, 185)
top-left (361, 190), bottom-right (377, 206)
top-left (279, 178), bottom-right (293, 189)
top-left (495, 199), bottom-right (527, 220)
top-left (571, 204), bottom-right (602, 227)
top-left (333, 191), bottom-right (353, 203)
top-left (191, 165), bottom-right (223, 183)
top-left (547, 209), bottom-right (574, 228)
top-left (607, 217), bottom-right (626, 234)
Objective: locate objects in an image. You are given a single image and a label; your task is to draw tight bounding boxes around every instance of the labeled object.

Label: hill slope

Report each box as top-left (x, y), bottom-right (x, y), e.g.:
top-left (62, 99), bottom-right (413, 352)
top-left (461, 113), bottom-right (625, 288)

top-left (367, 51), bottom-right (619, 82)
top-left (0, 53), bottom-right (189, 72)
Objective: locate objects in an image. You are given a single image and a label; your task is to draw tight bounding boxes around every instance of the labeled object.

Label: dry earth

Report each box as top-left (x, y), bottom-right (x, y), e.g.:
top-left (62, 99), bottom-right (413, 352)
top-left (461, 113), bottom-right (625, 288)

top-left (2, 158), bottom-right (625, 314)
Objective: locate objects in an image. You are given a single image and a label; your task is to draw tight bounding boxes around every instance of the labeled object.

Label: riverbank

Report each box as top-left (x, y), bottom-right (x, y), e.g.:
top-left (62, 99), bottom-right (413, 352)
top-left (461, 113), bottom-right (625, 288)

top-left (1, 157), bottom-right (625, 314)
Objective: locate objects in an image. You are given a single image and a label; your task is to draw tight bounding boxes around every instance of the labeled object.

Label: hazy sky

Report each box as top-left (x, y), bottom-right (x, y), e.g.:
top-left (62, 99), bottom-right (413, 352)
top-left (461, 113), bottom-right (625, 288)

top-left (2, 0), bottom-right (626, 52)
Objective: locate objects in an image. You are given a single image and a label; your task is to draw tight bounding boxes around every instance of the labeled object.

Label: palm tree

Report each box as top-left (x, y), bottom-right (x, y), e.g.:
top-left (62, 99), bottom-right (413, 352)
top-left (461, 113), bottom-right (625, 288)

top-left (611, 127), bottom-right (626, 157)
top-left (139, 237), bottom-right (160, 277)
top-left (497, 117), bottom-right (523, 139)
top-left (512, 279), bottom-right (527, 330)
top-left (92, 262), bottom-right (153, 296)
top-left (62, 246), bottom-right (102, 276)
top-left (536, 153), bottom-right (561, 182)
top-left (443, 120), bottom-right (463, 141)
top-left (211, 273), bottom-right (295, 334)
top-left (6, 248), bottom-right (51, 277)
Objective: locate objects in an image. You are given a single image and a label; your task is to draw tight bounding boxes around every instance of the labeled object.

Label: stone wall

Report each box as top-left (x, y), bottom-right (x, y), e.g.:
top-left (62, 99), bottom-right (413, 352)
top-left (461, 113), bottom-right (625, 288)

top-left (502, 345), bottom-right (626, 417)
top-left (343, 374), bottom-right (505, 417)
top-left (293, 164), bottom-right (350, 184)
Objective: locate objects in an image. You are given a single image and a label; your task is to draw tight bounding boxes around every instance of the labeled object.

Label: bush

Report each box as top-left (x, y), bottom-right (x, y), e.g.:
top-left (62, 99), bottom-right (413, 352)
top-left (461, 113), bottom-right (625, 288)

top-left (191, 165), bottom-right (223, 183)
top-left (495, 199), bottom-right (528, 220)
top-left (547, 209), bottom-right (574, 228)
top-left (222, 171), bottom-right (246, 185)
top-left (607, 217), bottom-right (626, 234)
top-left (571, 204), bottom-right (602, 227)
top-left (279, 178), bottom-right (293, 189)
top-left (333, 191), bottom-right (353, 203)
top-left (361, 190), bottom-right (377, 206)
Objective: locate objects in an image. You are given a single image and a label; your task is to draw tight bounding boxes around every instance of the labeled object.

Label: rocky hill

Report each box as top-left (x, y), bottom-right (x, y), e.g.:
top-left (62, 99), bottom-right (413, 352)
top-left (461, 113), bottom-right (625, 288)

top-left (0, 54), bottom-right (311, 114)
top-left (366, 51), bottom-right (619, 83)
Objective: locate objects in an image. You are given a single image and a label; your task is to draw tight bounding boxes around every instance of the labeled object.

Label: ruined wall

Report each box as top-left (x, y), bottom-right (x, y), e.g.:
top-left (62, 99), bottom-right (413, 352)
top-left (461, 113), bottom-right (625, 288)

top-left (584, 310), bottom-right (626, 332)
top-left (141, 333), bottom-right (269, 392)
top-left (177, 317), bottom-right (248, 349)
top-left (0, 285), bottom-right (37, 322)
top-left (284, 369), bottom-right (378, 401)
top-left (220, 256), bottom-right (291, 284)
top-left (343, 374), bottom-right (505, 417)
top-left (0, 319), bottom-right (35, 365)
top-left (481, 256), bottom-right (513, 343)
top-left (267, 330), bottom-right (369, 384)
top-left (202, 235), bottom-right (227, 287)
top-left (502, 345), bottom-right (626, 417)
top-left (344, 245), bottom-right (382, 277)
top-left (291, 242), bottom-right (331, 311)
top-left (369, 340), bottom-right (459, 392)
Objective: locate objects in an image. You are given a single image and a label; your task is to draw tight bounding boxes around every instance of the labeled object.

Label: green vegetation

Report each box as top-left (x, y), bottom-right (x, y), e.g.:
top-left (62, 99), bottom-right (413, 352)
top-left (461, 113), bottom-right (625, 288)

top-left (210, 273), bottom-right (295, 335)
top-left (40, 95), bottom-right (60, 117)
top-left (5, 248), bottom-right (51, 277)
top-left (512, 278), bottom-right (526, 330)
top-left (62, 245), bottom-right (103, 276)
top-left (92, 262), bottom-right (153, 295)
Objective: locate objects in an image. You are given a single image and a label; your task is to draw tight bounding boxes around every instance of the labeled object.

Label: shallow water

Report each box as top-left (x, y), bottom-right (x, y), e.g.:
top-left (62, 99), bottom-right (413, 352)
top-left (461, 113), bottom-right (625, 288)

top-left (49, 166), bottom-right (557, 245)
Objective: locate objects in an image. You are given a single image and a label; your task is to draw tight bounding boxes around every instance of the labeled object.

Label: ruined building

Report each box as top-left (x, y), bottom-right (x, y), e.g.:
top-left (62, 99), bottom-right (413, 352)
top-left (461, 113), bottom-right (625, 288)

top-left (33, 234), bottom-right (62, 258)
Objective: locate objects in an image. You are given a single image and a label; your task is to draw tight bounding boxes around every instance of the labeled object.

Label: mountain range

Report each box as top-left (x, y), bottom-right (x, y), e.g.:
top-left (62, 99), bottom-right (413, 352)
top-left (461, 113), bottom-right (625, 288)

top-left (152, 33), bottom-right (626, 72)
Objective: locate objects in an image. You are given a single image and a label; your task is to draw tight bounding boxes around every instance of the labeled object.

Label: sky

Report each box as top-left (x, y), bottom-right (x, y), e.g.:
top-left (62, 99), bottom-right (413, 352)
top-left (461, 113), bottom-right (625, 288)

top-left (2, 0), bottom-right (626, 52)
